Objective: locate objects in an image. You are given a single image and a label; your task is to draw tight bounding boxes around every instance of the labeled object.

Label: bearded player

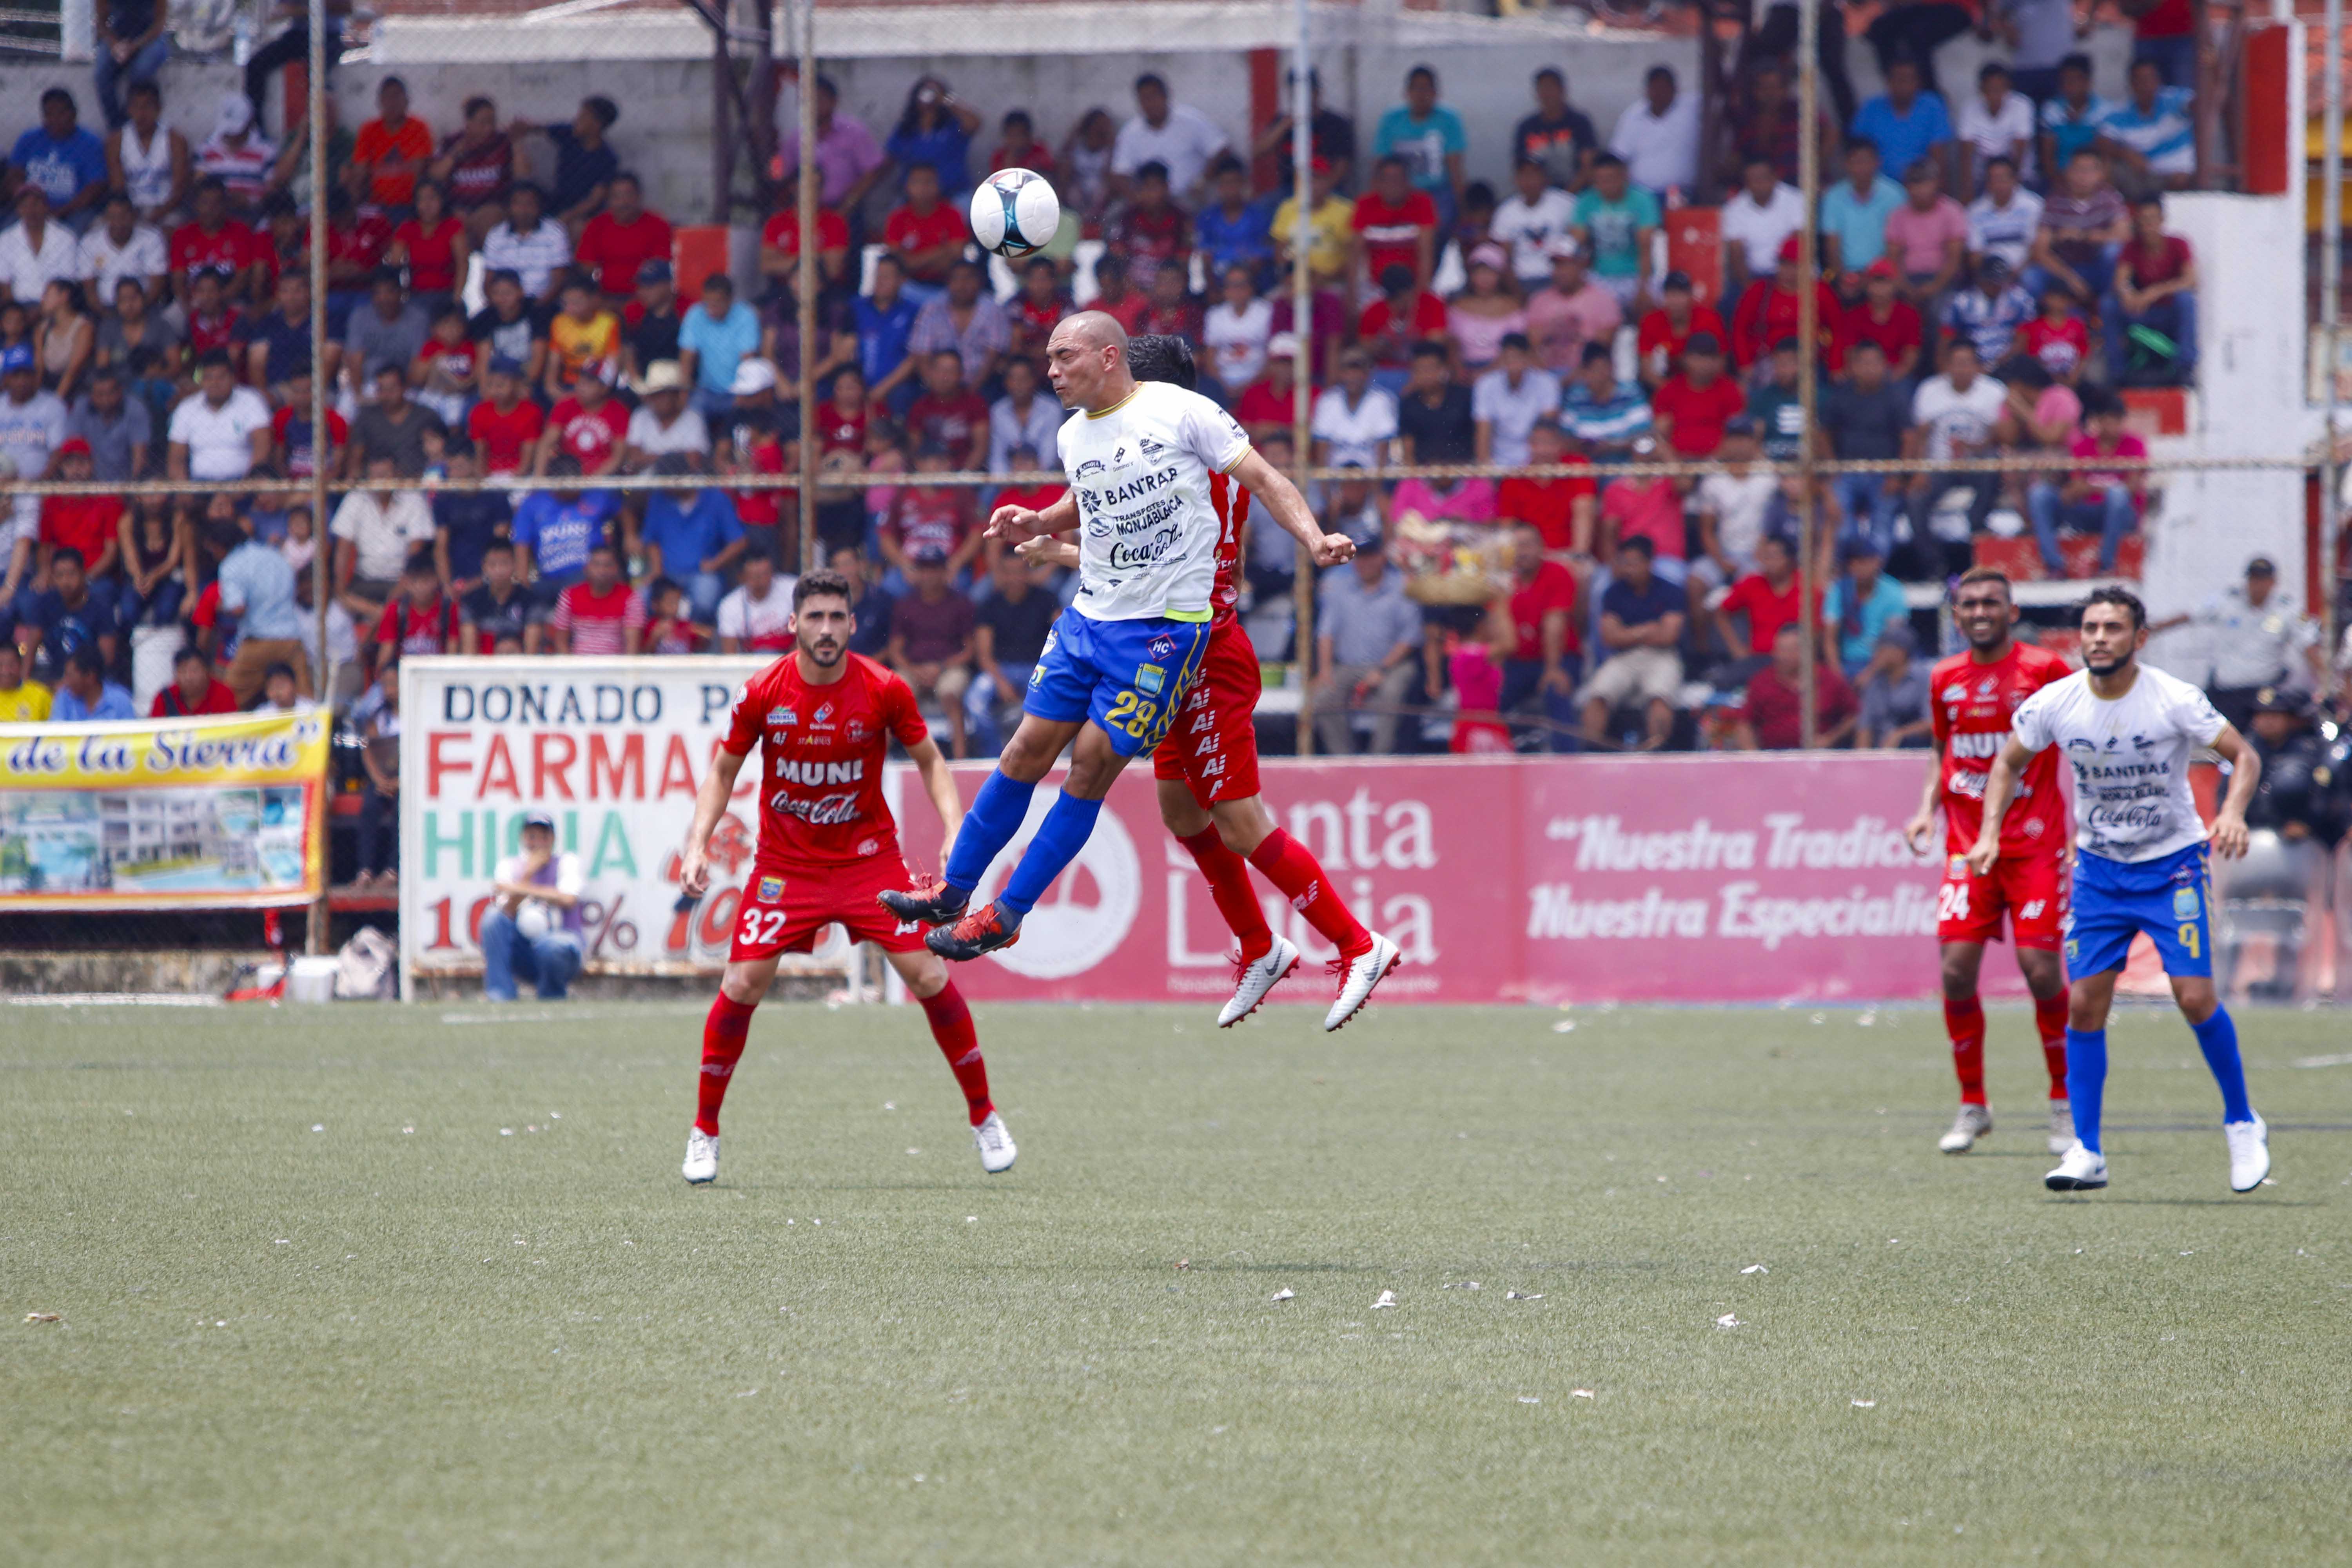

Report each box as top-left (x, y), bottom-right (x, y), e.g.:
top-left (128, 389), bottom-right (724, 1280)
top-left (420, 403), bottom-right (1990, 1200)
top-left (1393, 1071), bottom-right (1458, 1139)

top-left (676, 568), bottom-right (1016, 1184)
top-left (1019, 334), bottom-right (1400, 1029)
top-left (881, 314), bottom-right (1400, 1029)
top-left (1902, 567), bottom-right (2076, 1157)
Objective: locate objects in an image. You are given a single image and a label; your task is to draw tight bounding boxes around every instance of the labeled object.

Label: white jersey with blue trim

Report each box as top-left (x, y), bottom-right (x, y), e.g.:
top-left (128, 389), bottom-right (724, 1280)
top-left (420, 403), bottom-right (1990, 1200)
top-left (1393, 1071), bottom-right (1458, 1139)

top-left (1055, 379), bottom-right (1252, 623)
top-left (2009, 662), bottom-right (2229, 864)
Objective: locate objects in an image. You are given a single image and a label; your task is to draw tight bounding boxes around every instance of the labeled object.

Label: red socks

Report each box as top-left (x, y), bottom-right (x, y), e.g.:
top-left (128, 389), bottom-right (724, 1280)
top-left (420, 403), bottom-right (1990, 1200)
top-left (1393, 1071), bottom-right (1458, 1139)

top-left (696, 991), bottom-right (757, 1134)
top-left (1178, 826), bottom-right (1274, 962)
top-left (1944, 995), bottom-right (1987, 1105)
top-left (918, 981), bottom-right (993, 1126)
top-left (1247, 827), bottom-right (1372, 959)
top-left (2034, 989), bottom-right (2071, 1099)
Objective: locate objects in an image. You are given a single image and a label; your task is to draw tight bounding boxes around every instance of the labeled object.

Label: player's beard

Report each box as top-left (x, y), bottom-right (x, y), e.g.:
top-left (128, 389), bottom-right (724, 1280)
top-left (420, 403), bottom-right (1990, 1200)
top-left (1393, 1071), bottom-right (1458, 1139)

top-left (799, 635), bottom-right (844, 668)
top-left (2082, 647), bottom-right (2134, 679)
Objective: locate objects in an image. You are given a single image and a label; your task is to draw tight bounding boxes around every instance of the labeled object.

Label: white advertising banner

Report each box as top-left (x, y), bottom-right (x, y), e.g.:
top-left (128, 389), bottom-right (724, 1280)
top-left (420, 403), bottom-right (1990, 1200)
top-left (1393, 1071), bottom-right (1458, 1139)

top-left (397, 655), bottom-right (873, 996)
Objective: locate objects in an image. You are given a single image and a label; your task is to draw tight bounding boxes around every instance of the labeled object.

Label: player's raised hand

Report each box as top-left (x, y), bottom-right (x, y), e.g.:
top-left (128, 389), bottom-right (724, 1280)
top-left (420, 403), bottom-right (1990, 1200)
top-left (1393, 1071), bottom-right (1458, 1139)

top-left (1902, 809), bottom-right (1937, 857)
top-left (678, 843), bottom-right (712, 899)
top-left (985, 505), bottom-right (1044, 542)
top-left (2208, 810), bottom-right (2250, 860)
top-left (1311, 532), bottom-right (1356, 568)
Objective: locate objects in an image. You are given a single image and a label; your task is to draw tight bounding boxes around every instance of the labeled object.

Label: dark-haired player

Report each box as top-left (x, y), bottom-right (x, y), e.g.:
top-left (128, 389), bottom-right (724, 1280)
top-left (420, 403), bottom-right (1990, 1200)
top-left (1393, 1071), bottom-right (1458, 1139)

top-left (1974, 586), bottom-right (2268, 1193)
top-left (675, 568), bottom-right (1014, 1183)
top-left (1020, 332), bottom-right (1402, 1029)
top-left (1902, 566), bottom-right (2076, 1156)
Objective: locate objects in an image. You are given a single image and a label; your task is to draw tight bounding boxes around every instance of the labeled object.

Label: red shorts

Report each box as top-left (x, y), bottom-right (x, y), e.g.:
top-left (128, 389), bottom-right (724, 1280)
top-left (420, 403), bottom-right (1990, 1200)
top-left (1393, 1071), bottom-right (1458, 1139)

top-left (728, 852), bottom-right (926, 961)
top-left (1936, 848), bottom-right (2068, 951)
top-left (1151, 616), bottom-right (1262, 807)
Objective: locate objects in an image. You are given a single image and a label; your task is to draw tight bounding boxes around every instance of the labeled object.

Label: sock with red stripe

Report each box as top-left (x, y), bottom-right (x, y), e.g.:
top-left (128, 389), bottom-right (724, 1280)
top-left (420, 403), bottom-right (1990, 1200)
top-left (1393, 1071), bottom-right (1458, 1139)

top-left (2034, 989), bottom-right (2071, 1099)
top-left (695, 992), bottom-right (757, 1135)
top-left (1247, 828), bottom-right (1372, 959)
top-left (1944, 994), bottom-right (1987, 1105)
top-left (918, 981), bottom-right (992, 1126)
top-left (1178, 826), bottom-right (1274, 963)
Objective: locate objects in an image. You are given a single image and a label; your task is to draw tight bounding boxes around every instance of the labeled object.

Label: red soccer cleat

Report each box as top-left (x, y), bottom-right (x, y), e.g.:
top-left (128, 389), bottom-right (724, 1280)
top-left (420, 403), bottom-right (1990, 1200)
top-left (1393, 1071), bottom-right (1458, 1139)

top-left (925, 900), bottom-right (1023, 961)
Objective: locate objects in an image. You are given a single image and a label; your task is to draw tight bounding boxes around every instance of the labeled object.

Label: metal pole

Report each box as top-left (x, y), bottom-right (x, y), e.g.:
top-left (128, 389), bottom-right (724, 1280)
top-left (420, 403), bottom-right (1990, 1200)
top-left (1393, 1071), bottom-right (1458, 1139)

top-left (305, 0), bottom-right (330, 954)
top-left (2323, 0), bottom-right (2343, 670)
top-left (712, 8), bottom-right (734, 226)
top-left (796, 0), bottom-right (819, 576)
top-left (1795, 0), bottom-right (1820, 747)
top-left (1290, 0), bottom-right (1316, 755)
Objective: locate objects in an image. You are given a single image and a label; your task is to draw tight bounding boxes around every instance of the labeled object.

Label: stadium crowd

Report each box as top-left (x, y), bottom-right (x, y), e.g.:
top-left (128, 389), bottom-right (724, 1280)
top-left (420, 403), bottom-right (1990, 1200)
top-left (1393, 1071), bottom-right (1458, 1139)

top-left (0, 3), bottom-right (2332, 802)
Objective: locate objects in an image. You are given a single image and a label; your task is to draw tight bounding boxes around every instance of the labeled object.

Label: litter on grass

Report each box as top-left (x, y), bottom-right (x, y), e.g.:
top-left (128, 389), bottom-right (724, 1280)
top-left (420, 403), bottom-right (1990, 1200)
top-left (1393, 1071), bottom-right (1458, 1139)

top-left (1517, 1396), bottom-right (1540, 1404)
top-left (1572, 1389), bottom-right (1595, 1399)
top-left (1717, 1314), bottom-right (1746, 1328)
top-left (1741, 1264), bottom-right (1769, 1275)
top-left (1506, 1290), bottom-right (1543, 1301)
top-left (1852, 1399), bottom-right (1877, 1408)
top-left (1552, 1020), bottom-right (1577, 1033)
top-left (1174, 1259), bottom-right (1189, 1270)
top-left (1270, 1288), bottom-right (1295, 1303)
top-left (24, 1312), bottom-right (60, 1323)
top-left (1444, 1281), bottom-right (1481, 1290)
top-left (1372, 1290), bottom-right (1397, 1310)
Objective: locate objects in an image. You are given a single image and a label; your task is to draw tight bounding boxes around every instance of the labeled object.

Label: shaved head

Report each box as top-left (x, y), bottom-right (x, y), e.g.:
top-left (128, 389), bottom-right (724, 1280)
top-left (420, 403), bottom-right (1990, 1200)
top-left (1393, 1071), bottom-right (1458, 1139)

top-left (1045, 309), bottom-right (1137, 413)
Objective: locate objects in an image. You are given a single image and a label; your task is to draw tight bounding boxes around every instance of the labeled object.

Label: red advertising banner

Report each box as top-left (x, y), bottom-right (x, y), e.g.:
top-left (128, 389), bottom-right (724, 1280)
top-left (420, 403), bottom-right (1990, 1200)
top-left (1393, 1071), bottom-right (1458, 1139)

top-left (895, 754), bottom-right (2033, 1006)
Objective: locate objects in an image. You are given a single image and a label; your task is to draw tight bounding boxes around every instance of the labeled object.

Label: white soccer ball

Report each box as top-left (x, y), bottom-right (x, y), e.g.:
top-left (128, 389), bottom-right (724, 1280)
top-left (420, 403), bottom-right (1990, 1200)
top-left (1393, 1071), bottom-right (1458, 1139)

top-left (970, 168), bottom-right (1060, 260)
top-left (514, 900), bottom-right (552, 942)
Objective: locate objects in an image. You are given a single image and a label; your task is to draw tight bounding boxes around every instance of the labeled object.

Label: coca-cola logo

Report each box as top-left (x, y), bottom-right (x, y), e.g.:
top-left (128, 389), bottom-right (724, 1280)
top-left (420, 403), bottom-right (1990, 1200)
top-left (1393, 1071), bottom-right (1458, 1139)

top-left (771, 788), bottom-right (863, 824)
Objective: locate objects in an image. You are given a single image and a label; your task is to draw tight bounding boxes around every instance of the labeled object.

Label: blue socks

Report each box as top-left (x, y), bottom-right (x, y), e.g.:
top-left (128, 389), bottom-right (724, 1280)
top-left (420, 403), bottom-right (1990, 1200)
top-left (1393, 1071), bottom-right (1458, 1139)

top-left (999, 792), bottom-right (1103, 916)
top-left (2190, 1005), bottom-right (2252, 1124)
top-left (2065, 1028), bottom-right (2107, 1154)
top-left (944, 771), bottom-right (1036, 893)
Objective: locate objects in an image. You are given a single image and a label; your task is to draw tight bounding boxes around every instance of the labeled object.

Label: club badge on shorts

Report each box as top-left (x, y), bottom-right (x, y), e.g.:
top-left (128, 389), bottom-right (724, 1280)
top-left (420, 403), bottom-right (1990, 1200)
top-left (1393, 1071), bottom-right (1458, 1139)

top-left (756, 875), bottom-right (784, 904)
top-left (1135, 663), bottom-right (1165, 695)
top-left (1148, 633), bottom-right (1177, 660)
top-left (2172, 885), bottom-right (2200, 919)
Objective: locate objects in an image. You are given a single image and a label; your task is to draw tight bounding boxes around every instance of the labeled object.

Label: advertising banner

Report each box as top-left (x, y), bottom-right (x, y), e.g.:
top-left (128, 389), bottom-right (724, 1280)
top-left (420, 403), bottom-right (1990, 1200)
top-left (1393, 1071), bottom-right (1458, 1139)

top-left (397, 655), bottom-right (853, 992)
top-left (894, 753), bottom-right (2025, 1005)
top-left (0, 711), bottom-right (330, 910)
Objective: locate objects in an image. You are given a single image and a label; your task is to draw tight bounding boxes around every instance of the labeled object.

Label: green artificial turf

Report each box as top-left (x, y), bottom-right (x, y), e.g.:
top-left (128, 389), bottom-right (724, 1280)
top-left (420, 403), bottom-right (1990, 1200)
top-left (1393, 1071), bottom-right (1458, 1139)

top-left (4, 996), bottom-right (2350, 1565)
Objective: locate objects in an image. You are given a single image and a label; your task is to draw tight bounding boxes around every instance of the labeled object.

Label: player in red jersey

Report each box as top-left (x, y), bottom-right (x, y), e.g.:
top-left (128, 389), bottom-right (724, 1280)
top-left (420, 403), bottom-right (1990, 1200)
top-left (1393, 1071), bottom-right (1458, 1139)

top-left (1902, 567), bottom-right (2076, 1156)
top-left (1018, 334), bottom-right (1400, 1030)
top-left (675, 569), bottom-right (1015, 1184)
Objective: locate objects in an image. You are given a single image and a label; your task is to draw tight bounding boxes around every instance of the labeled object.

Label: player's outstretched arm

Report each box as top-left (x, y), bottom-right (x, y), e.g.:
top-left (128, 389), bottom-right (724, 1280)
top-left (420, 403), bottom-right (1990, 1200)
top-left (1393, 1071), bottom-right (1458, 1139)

top-left (905, 736), bottom-right (965, 867)
top-left (1015, 535), bottom-right (1080, 570)
top-left (2206, 724), bottom-right (2262, 859)
top-left (1903, 744), bottom-right (1945, 855)
top-left (985, 490), bottom-right (1079, 544)
top-left (1229, 447), bottom-right (1354, 567)
top-left (678, 747), bottom-right (750, 897)
top-left (1965, 736), bottom-right (2035, 875)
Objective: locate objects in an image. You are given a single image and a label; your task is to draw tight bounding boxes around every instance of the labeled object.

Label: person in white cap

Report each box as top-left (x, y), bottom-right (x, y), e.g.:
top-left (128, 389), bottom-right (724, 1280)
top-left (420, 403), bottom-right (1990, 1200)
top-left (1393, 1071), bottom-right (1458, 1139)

top-left (194, 92), bottom-right (277, 214)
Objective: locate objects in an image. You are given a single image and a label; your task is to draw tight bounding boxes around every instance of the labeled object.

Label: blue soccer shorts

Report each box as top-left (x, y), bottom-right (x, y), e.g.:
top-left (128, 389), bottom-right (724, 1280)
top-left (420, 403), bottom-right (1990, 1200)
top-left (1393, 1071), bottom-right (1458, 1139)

top-left (2063, 840), bottom-right (2214, 980)
top-left (1024, 608), bottom-right (1211, 757)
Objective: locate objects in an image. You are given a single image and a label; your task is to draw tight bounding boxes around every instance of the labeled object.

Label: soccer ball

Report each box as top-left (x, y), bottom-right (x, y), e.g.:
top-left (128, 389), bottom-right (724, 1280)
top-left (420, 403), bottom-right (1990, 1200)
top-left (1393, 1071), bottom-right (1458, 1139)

top-left (515, 901), bottom-right (552, 942)
top-left (970, 168), bottom-right (1060, 260)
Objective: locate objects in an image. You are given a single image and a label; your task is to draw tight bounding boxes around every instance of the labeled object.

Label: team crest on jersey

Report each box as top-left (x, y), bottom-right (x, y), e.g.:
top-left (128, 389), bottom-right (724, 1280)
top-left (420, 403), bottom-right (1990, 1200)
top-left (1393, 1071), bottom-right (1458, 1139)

top-left (856, 837), bottom-right (878, 857)
top-left (2172, 886), bottom-right (2200, 919)
top-left (1138, 434), bottom-right (1167, 458)
top-left (846, 718), bottom-right (871, 743)
top-left (768, 706), bottom-right (796, 726)
top-left (1148, 634), bottom-right (1177, 660)
top-left (1073, 459), bottom-right (1106, 479)
top-left (1135, 663), bottom-right (1165, 695)
top-left (756, 875), bottom-right (784, 904)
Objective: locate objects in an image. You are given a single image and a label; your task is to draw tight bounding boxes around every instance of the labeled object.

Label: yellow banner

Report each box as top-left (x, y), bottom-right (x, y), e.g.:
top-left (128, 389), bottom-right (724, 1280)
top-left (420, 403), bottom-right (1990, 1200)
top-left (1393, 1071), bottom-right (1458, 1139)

top-left (0, 712), bottom-right (332, 909)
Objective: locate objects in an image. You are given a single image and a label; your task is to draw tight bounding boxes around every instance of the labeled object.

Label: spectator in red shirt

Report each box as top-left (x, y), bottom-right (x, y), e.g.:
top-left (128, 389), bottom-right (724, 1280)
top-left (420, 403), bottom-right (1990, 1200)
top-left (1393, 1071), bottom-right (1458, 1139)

top-left (1730, 234), bottom-right (1843, 371)
top-left (2028, 384), bottom-right (2145, 575)
top-left (1358, 263), bottom-right (1448, 388)
top-left (374, 556), bottom-right (460, 671)
top-left (881, 443), bottom-right (981, 582)
top-left (905, 350), bottom-right (990, 471)
top-left (1108, 161), bottom-right (1192, 292)
top-left (37, 440), bottom-right (123, 579)
top-left (170, 179), bottom-right (262, 305)
top-left (757, 178), bottom-right (849, 298)
top-left (1231, 334), bottom-right (1301, 443)
top-left (1006, 256), bottom-right (1068, 375)
top-left (269, 367), bottom-right (347, 479)
top-left (536, 365), bottom-right (628, 476)
top-left (1087, 253), bottom-right (1151, 337)
top-left (426, 94), bottom-right (517, 240)
top-left (1495, 421), bottom-right (1597, 555)
top-left (1350, 154), bottom-right (1439, 292)
top-left (1635, 270), bottom-right (1729, 387)
top-left (883, 162), bottom-right (969, 301)
top-left (1650, 334), bottom-right (1744, 458)
top-left (1597, 442), bottom-right (1688, 579)
top-left (1711, 533), bottom-right (1810, 663)
top-left (353, 77), bottom-right (432, 211)
top-left (642, 576), bottom-right (708, 655)
top-left (152, 644), bottom-right (238, 717)
top-left (1737, 624), bottom-right (1857, 749)
top-left (2105, 192), bottom-right (2196, 386)
top-left (548, 541), bottom-right (646, 654)
top-left (2020, 281), bottom-right (2091, 385)
top-left (1499, 524), bottom-right (1584, 751)
top-left (466, 356), bottom-right (545, 475)
top-left (575, 173), bottom-right (674, 300)
top-left (1840, 259), bottom-right (1924, 383)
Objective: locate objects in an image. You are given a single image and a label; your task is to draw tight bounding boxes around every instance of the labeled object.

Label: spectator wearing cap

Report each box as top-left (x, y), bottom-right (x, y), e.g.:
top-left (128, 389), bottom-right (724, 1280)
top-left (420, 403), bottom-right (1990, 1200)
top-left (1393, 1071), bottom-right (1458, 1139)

top-left (1942, 251), bottom-right (2034, 366)
top-left (196, 92), bottom-right (278, 219)
top-left (1821, 138), bottom-right (1906, 278)
top-left (1569, 154), bottom-right (1658, 309)
top-left (777, 76), bottom-right (886, 216)
top-left (2152, 557), bottom-right (2326, 730)
top-left (1966, 155), bottom-right (2043, 277)
top-left (1738, 624), bottom-right (1857, 750)
top-left (1730, 234), bottom-right (1844, 370)
top-left (1856, 622), bottom-right (1932, 748)
top-left (1447, 243), bottom-right (1527, 375)
top-left (1492, 156), bottom-right (1579, 290)
top-left (1471, 334), bottom-right (1558, 469)
top-left (481, 809), bottom-right (586, 1002)
top-left (1849, 58), bottom-right (1954, 194)
top-left (1636, 271), bottom-right (1730, 388)
top-left (1608, 64), bottom-right (1701, 202)
top-left (1650, 332), bottom-right (1742, 459)
top-left (1313, 537), bottom-right (1421, 756)
top-left (572, 171), bottom-right (671, 300)
top-left (345, 266), bottom-right (429, 391)
top-left (1884, 157), bottom-right (1967, 319)
top-left (888, 543), bottom-right (976, 757)
top-left (621, 258), bottom-right (681, 385)
top-left (166, 349), bottom-right (270, 482)
top-left (49, 644), bottom-right (135, 720)
top-left (1394, 339), bottom-right (1478, 464)
top-left (715, 358), bottom-right (789, 538)
top-left (620, 359), bottom-right (709, 472)
top-left (1821, 535), bottom-right (1907, 675)
top-left (1842, 259), bottom-right (1924, 383)
top-left (1, 187), bottom-right (84, 307)
top-left (908, 259), bottom-right (1010, 393)
top-left (482, 185), bottom-right (573, 306)
top-left (1719, 154), bottom-right (1808, 314)
top-left (1580, 534), bottom-right (1684, 750)
top-left (1373, 65), bottom-right (1468, 228)
top-left (2026, 383), bottom-right (2140, 575)
top-left (1524, 238), bottom-right (1621, 378)
top-left (1312, 347), bottom-right (1401, 471)
top-left (1195, 154), bottom-right (1278, 283)
top-left (1512, 66), bottom-right (1599, 192)
top-left (466, 353), bottom-right (545, 476)
top-left (1272, 156), bottom-right (1356, 296)
top-left (1560, 341), bottom-right (1652, 462)
top-left (14, 88), bottom-right (110, 229)
top-left (1231, 332), bottom-right (1303, 444)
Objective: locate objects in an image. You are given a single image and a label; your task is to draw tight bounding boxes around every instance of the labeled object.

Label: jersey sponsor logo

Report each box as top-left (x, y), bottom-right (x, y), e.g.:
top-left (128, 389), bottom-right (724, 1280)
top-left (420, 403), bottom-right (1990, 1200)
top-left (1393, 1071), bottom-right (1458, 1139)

top-left (774, 756), bottom-right (866, 785)
top-left (1082, 464), bottom-right (1181, 512)
top-left (813, 702), bottom-right (835, 726)
top-left (1073, 458), bottom-right (1107, 479)
top-left (768, 705), bottom-right (795, 725)
top-left (1135, 663), bottom-right (1165, 695)
top-left (1976, 676), bottom-right (1997, 697)
top-left (756, 875), bottom-right (784, 904)
top-left (2020, 899), bottom-right (2045, 920)
top-left (1947, 730), bottom-right (2009, 760)
top-left (1941, 683), bottom-right (1968, 702)
top-left (1106, 515), bottom-right (1183, 569)
top-left (768, 787), bottom-right (865, 825)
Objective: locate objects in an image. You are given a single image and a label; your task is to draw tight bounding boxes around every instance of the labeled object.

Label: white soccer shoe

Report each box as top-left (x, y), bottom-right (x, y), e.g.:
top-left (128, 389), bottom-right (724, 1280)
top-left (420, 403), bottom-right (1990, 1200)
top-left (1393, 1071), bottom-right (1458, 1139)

top-left (1938, 1102), bottom-right (1993, 1154)
top-left (973, 1111), bottom-right (1017, 1174)
top-left (682, 1128), bottom-right (720, 1185)
top-left (1219, 936), bottom-right (1301, 1028)
top-left (2044, 1141), bottom-right (2109, 1191)
top-left (2047, 1099), bottom-right (2075, 1156)
top-left (1323, 933), bottom-right (1401, 1033)
top-left (2224, 1113), bottom-right (2270, 1193)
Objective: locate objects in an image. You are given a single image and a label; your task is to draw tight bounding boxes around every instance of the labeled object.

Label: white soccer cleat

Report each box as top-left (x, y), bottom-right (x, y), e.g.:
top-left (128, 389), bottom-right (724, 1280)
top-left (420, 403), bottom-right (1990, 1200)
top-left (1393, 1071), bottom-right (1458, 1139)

top-left (1938, 1102), bottom-right (1993, 1154)
top-left (973, 1111), bottom-right (1017, 1174)
top-left (1323, 933), bottom-right (1401, 1033)
top-left (2047, 1099), bottom-right (2075, 1156)
top-left (2044, 1141), bottom-right (2109, 1191)
top-left (1219, 936), bottom-right (1301, 1028)
top-left (682, 1128), bottom-right (720, 1185)
top-left (2224, 1113), bottom-right (2270, 1193)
